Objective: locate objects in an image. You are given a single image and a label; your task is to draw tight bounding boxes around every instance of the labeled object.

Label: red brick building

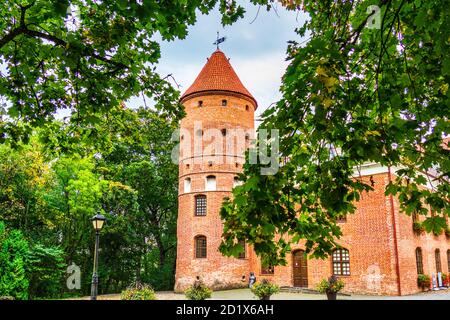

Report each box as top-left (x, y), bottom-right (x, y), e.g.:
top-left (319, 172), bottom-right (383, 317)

top-left (174, 50), bottom-right (450, 295)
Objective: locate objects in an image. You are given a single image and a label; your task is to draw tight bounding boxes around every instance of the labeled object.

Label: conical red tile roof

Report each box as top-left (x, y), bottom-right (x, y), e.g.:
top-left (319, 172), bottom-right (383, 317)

top-left (181, 50), bottom-right (257, 108)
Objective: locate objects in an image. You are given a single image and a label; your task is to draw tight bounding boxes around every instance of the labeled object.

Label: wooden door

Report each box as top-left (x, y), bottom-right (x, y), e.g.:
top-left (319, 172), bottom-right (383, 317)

top-left (293, 250), bottom-right (308, 287)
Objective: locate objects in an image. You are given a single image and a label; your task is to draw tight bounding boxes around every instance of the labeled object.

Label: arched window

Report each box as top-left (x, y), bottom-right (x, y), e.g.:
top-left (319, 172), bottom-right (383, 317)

top-left (415, 247), bottom-right (424, 274)
top-left (205, 175), bottom-right (216, 191)
top-left (195, 235), bottom-right (207, 258)
top-left (435, 249), bottom-right (442, 273)
top-left (238, 240), bottom-right (246, 259)
top-left (447, 250), bottom-right (450, 273)
top-left (195, 195), bottom-right (207, 216)
top-left (332, 248), bottom-right (350, 276)
top-left (222, 99), bottom-right (227, 106)
top-left (245, 105), bottom-right (249, 111)
top-left (221, 129), bottom-right (227, 136)
top-left (184, 178), bottom-right (191, 193)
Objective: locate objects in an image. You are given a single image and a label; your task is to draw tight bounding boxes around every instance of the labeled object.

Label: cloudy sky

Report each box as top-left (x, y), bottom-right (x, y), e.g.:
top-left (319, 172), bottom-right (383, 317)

top-left (127, 3), bottom-right (309, 123)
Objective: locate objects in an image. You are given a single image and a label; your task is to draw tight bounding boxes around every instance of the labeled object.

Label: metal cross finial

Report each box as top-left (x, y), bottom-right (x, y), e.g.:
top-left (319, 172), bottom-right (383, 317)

top-left (213, 32), bottom-right (226, 50)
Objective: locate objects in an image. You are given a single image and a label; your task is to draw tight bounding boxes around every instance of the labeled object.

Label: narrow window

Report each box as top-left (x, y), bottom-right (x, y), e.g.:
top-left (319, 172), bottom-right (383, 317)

top-left (205, 175), bottom-right (216, 191)
top-left (184, 178), bottom-right (191, 193)
top-left (416, 247), bottom-right (424, 274)
top-left (195, 195), bottom-right (207, 216)
top-left (238, 240), bottom-right (246, 259)
top-left (245, 105), bottom-right (249, 111)
top-left (221, 129), bottom-right (227, 136)
top-left (435, 249), bottom-right (442, 273)
top-left (198, 100), bottom-right (203, 107)
top-left (332, 248), bottom-right (350, 276)
top-left (222, 99), bottom-right (227, 106)
top-left (447, 250), bottom-right (450, 273)
top-left (195, 236), bottom-right (207, 258)
top-left (186, 164), bottom-right (190, 169)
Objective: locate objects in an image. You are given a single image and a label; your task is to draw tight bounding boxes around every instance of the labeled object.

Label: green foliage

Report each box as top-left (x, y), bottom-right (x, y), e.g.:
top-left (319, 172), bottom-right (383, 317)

top-left (251, 279), bottom-right (279, 300)
top-left (417, 274), bottom-right (431, 290)
top-left (27, 244), bottom-right (66, 299)
top-left (120, 283), bottom-right (156, 300)
top-left (220, 0), bottom-right (450, 266)
top-left (0, 222), bottom-right (30, 300)
top-left (184, 280), bottom-right (212, 300)
top-left (316, 276), bottom-right (345, 294)
top-left (0, 106), bottom-right (179, 298)
top-left (412, 221), bottom-right (425, 234)
top-left (0, 0), bottom-right (264, 146)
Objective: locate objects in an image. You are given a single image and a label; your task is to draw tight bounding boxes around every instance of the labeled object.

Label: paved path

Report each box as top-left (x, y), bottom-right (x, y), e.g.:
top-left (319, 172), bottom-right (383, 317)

top-left (86, 288), bottom-right (450, 300)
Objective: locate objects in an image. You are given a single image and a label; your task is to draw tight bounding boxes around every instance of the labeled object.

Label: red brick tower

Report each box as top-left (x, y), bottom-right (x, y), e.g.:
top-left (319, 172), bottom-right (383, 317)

top-left (174, 49), bottom-right (257, 291)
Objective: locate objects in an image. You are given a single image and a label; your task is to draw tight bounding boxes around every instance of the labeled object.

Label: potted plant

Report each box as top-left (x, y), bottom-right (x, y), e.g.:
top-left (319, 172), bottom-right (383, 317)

top-left (441, 273), bottom-right (448, 287)
top-left (185, 280), bottom-right (212, 300)
top-left (121, 282), bottom-right (156, 300)
top-left (316, 276), bottom-right (345, 300)
top-left (251, 279), bottom-right (280, 300)
top-left (417, 274), bottom-right (431, 291)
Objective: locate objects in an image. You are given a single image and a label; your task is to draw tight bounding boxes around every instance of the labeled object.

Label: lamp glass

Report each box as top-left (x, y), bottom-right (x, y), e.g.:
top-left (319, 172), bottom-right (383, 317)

top-left (92, 215), bottom-right (105, 230)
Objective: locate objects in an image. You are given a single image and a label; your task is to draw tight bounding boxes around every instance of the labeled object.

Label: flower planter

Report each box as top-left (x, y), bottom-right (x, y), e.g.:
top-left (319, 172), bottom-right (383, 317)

top-left (262, 295), bottom-right (271, 300)
top-left (326, 292), bottom-right (337, 300)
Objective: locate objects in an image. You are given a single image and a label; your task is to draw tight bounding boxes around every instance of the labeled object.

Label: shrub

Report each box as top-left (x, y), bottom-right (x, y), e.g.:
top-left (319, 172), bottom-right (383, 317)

top-left (417, 274), bottom-right (431, 290)
top-left (316, 276), bottom-right (345, 294)
top-left (251, 279), bottom-right (280, 300)
top-left (184, 280), bottom-right (212, 300)
top-left (120, 283), bottom-right (156, 300)
top-left (0, 222), bottom-right (30, 300)
top-left (27, 244), bottom-right (66, 299)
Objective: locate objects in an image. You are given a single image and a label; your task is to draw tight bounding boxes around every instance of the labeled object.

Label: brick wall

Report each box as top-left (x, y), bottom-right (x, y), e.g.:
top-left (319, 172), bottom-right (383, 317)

top-left (174, 93), bottom-right (255, 292)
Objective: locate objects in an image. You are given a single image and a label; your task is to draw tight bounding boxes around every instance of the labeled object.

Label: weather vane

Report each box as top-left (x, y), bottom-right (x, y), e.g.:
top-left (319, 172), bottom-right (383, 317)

top-left (213, 31), bottom-right (226, 50)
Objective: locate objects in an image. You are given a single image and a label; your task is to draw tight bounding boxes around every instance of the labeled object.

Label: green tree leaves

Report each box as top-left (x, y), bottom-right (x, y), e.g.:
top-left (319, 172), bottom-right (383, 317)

top-left (220, 0), bottom-right (449, 265)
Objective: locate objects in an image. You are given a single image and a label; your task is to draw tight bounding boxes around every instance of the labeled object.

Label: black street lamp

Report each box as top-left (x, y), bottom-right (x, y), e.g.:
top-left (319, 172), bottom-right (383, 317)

top-left (90, 213), bottom-right (106, 300)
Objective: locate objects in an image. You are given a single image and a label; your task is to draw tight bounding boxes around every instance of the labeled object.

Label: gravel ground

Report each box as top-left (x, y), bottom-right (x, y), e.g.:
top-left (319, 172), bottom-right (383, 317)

top-left (75, 287), bottom-right (450, 300)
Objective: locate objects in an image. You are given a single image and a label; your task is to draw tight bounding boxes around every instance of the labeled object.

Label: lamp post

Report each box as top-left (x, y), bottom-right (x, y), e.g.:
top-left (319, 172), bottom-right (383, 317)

top-left (90, 213), bottom-right (106, 300)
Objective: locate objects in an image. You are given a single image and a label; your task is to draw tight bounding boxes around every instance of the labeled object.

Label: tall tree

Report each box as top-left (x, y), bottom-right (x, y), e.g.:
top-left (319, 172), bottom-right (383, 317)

top-left (0, 0), bottom-right (268, 145)
top-left (220, 0), bottom-right (449, 265)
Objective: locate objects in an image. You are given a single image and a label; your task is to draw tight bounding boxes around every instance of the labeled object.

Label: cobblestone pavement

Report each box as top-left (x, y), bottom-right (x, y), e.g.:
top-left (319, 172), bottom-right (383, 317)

top-left (86, 288), bottom-right (450, 300)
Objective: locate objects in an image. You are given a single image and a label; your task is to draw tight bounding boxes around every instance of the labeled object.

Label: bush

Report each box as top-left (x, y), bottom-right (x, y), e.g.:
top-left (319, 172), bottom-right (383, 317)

top-left (417, 274), bottom-right (431, 290)
top-left (27, 244), bottom-right (66, 299)
top-left (0, 222), bottom-right (30, 300)
top-left (316, 276), bottom-right (345, 294)
top-left (251, 279), bottom-right (279, 300)
top-left (184, 280), bottom-right (212, 300)
top-left (120, 283), bottom-right (156, 300)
